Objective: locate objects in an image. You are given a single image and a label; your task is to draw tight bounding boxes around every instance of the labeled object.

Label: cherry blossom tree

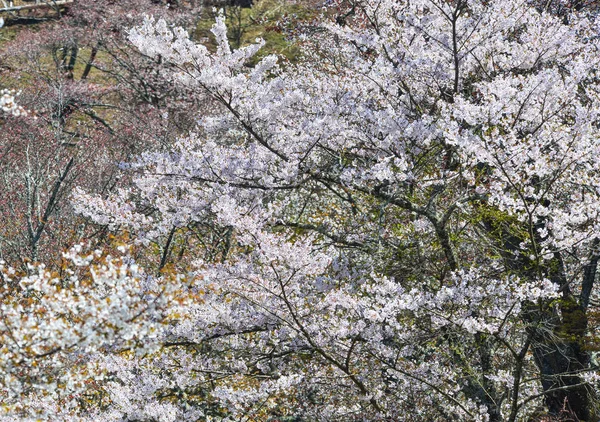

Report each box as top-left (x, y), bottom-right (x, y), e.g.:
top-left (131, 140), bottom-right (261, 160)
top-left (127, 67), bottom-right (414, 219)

top-left (2, 0), bottom-right (600, 420)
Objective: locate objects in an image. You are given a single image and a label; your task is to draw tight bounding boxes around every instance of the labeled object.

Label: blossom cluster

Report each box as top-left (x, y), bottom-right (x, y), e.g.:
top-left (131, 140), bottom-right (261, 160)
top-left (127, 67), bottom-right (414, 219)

top-left (0, 245), bottom-right (191, 420)
top-left (0, 89), bottom-right (26, 117)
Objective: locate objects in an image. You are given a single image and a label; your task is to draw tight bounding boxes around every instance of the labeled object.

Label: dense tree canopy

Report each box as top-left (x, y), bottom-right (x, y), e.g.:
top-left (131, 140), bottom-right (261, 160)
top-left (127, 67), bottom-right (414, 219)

top-left (1, 0), bottom-right (600, 420)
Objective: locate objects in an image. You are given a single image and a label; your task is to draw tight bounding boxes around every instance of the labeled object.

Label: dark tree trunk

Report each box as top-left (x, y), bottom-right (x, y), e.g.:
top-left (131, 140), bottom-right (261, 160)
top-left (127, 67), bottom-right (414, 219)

top-left (231, 0), bottom-right (252, 6)
top-left (482, 212), bottom-right (598, 420)
top-left (525, 298), bottom-right (595, 421)
top-left (81, 43), bottom-right (99, 80)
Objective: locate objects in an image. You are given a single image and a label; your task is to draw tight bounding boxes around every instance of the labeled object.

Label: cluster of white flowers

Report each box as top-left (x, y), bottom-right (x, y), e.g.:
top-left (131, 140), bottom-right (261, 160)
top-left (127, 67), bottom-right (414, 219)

top-left (0, 245), bottom-right (192, 420)
top-left (0, 89), bottom-right (26, 117)
top-left (4, 0), bottom-right (597, 420)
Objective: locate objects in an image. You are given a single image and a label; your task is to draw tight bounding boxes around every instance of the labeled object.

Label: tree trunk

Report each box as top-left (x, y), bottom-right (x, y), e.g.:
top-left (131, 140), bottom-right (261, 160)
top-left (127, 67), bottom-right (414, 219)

top-left (525, 298), bottom-right (595, 420)
top-left (81, 43), bottom-right (99, 80)
top-left (482, 213), bottom-right (597, 420)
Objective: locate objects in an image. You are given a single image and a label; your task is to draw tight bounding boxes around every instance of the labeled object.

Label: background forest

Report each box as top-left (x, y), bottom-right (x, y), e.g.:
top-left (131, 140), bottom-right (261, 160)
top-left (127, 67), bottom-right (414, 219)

top-left (1, 0), bottom-right (600, 421)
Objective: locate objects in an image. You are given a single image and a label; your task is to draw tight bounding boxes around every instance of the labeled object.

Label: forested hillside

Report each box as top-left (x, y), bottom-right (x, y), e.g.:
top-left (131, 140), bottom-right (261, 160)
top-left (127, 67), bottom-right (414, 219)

top-left (1, 0), bottom-right (600, 420)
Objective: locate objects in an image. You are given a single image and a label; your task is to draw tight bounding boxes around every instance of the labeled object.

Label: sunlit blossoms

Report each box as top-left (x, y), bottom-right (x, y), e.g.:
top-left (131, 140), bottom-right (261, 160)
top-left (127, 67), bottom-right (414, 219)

top-left (3, 0), bottom-right (600, 420)
top-left (0, 89), bottom-right (26, 117)
top-left (0, 244), bottom-right (194, 420)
